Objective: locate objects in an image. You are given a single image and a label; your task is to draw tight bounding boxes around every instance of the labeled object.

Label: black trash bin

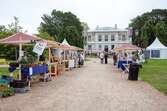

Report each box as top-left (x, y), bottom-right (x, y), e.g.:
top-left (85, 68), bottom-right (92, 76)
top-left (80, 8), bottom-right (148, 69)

top-left (128, 63), bottom-right (139, 80)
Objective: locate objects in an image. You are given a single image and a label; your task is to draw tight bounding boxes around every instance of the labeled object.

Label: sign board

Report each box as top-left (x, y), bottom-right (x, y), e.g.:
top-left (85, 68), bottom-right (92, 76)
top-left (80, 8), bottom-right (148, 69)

top-left (33, 41), bottom-right (47, 55)
top-left (69, 59), bottom-right (75, 68)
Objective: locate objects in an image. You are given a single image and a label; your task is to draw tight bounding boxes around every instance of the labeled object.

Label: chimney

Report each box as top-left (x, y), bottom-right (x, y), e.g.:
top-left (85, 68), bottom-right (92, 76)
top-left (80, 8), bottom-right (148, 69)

top-left (114, 24), bottom-right (117, 29)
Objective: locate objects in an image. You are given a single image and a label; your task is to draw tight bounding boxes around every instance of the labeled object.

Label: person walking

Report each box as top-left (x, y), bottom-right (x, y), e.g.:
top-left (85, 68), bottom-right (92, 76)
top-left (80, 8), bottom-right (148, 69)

top-left (113, 53), bottom-right (118, 65)
top-left (100, 52), bottom-right (104, 64)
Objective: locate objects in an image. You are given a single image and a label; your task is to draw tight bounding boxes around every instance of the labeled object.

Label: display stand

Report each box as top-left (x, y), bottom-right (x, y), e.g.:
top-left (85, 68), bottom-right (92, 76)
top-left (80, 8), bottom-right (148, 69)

top-left (50, 62), bottom-right (58, 77)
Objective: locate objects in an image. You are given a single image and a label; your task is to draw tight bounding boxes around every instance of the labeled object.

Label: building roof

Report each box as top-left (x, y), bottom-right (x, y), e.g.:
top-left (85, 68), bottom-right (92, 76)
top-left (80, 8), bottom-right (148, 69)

top-left (146, 37), bottom-right (167, 50)
top-left (87, 26), bottom-right (128, 33)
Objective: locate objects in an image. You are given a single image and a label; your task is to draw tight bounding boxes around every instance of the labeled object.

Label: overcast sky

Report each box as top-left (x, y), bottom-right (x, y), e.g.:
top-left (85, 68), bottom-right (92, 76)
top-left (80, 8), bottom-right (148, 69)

top-left (0, 0), bottom-right (167, 33)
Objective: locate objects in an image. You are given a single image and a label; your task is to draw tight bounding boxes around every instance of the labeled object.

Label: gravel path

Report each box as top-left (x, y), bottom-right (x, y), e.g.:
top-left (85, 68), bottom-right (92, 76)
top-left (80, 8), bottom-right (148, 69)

top-left (0, 58), bottom-right (167, 111)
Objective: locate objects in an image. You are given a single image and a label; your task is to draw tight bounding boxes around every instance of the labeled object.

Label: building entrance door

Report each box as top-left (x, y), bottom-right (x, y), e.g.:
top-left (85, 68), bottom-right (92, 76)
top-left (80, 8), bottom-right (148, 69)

top-left (104, 45), bottom-right (108, 52)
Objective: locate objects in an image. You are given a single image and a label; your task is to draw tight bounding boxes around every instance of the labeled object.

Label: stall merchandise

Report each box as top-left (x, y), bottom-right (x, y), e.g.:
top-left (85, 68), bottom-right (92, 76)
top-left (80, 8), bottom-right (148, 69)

top-left (21, 64), bottom-right (48, 76)
top-left (118, 60), bottom-right (132, 71)
top-left (0, 76), bottom-right (15, 97)
top-left (50, 63), bottom-right (58, 77)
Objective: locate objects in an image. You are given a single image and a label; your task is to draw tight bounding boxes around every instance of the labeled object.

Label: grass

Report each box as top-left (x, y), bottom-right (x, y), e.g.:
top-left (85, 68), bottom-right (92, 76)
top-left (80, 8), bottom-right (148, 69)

top-left (140, 59), bottom-right (167, 95)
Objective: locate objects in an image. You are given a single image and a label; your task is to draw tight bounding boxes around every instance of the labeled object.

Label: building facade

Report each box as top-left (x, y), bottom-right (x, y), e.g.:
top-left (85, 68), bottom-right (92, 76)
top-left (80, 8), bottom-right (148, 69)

top-left (84, 25), bottom-right (131, 53)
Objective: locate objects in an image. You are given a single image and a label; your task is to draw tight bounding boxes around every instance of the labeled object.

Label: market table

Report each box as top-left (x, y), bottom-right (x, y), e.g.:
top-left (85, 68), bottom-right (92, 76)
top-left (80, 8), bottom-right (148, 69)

top-left (21, 64), bottom-right (49, 76)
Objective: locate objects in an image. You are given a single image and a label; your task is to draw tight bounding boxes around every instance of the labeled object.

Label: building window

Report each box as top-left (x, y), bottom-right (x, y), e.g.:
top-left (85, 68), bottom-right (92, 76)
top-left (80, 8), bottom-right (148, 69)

top-left (88, 35), bottom-right (91, 41)
top-left (111, 45), bottom-right (115, 49)
top-left (111, 35), bottom-right (115, 41)
top-left (98, 45), bottom-right (102, 50)
top-left (122, 35), bottom-right (126, 41)
top-left (88, 45), bottom-right (92, 50)
top-left (118, 33), bottom-right (121, 40)
top-left (105, 35), bottom-right (108, 41)
top-left (98, 35), bottom-right (102, 41)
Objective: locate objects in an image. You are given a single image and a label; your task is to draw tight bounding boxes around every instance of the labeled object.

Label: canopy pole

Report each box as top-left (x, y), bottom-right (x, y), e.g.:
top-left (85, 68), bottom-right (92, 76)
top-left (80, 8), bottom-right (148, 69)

top-left (64, 49), bottom-right (65, 60)
top-left (18, 43), bottom-right (22, 80)
top-left (49, 48), bottom-right (51, 63)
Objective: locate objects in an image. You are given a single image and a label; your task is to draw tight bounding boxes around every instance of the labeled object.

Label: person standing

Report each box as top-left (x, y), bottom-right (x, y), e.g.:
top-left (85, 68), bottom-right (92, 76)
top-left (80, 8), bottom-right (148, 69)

top-left (100, 52), bottom-right (104, 64)
top-left (80, 53), bottom-right (84, 65)
top-left (104, 52), bottom-right (108, 64)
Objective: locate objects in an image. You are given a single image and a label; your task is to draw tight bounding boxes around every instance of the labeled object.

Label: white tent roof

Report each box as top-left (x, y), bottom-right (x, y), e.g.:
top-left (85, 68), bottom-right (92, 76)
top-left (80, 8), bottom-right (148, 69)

top-left (62, 38), bottom-right (70, 46)
top-left (146, 37), bottom-right (167, 50)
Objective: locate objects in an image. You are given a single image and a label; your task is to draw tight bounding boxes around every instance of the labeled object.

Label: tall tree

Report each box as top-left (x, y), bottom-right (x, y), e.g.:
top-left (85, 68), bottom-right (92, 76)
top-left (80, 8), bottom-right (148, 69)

top-left (141, 20), bottom-right (155, 47)
top-left (129, 9), bottom-right (167, 47)
top-left (39, 10), bottom-right (84, 48)
top-left (8, 16), bottom-right (23, 33)
top-left (155, 21), bottom-right (167, 45)
top-left (0, 25), bottom-right (13, 39)
top-left (36, 30), bottom-right (55, 41)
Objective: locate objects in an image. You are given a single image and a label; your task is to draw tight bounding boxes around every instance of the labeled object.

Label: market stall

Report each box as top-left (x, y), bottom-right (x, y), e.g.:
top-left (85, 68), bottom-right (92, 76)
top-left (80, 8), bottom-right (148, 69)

top-left (113, 44), bottom-right (142, 71)
top-left (0, 32), bottom-right (42, 79)
top-left (0, 33), bottom-right (62, 94)
top-left (0, 33), bottom-right (46, 94)
top-left (61, 39), bottom-right (75, 70)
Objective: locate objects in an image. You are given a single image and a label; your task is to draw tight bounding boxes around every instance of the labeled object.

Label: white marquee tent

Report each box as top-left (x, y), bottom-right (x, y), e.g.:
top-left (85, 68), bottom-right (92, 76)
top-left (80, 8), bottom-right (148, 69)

top-left (146, 37), bottom-right (167, 59)
top-left (62, 38), bottom-right (70, 46)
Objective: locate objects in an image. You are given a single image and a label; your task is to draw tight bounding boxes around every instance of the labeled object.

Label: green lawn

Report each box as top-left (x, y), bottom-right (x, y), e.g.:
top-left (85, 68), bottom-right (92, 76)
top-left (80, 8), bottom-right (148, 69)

top-left (140, 59), bottom-right (167, 95)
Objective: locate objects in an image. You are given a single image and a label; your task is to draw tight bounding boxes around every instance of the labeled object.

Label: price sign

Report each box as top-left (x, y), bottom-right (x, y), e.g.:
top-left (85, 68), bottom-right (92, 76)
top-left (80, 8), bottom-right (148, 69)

top-left (33, 41), bottom-right (47, 55)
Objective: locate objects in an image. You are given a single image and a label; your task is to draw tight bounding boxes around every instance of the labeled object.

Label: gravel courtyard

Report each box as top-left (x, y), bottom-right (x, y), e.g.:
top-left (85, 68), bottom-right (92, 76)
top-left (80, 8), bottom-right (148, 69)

top-left (0, 58), bottom-right (167, 111)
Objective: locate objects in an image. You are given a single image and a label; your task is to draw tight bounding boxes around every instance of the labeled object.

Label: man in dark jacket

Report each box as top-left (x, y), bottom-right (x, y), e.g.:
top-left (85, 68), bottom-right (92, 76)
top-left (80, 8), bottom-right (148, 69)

top-left (104, 53), bottom-right (108, 64)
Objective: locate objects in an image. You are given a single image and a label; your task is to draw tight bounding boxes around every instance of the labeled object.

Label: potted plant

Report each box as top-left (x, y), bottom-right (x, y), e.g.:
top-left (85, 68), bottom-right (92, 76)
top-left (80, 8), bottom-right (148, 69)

top-left (1, 87), bottom-right (15, 97)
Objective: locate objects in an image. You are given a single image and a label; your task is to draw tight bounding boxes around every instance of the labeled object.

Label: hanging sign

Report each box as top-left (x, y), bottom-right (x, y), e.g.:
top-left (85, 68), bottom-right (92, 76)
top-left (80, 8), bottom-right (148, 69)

top-left (33, 41), bottom-right (47, 55)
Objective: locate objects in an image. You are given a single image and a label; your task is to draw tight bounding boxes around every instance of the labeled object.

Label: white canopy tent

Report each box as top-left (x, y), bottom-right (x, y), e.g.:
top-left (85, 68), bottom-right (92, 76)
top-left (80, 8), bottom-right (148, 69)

top-left (62, 38), bottom-right (70, 46)
top-left (146, 37), bottom-right (167, 59)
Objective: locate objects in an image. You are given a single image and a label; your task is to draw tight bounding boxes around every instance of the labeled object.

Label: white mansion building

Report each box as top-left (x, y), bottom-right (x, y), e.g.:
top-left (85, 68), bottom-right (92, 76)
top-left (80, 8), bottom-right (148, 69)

top-left (84, 25), bottom-right (132, 53)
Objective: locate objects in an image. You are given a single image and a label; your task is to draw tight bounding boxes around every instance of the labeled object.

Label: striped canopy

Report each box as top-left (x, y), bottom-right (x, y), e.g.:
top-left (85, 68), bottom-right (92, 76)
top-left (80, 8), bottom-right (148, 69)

top-left (0, 32), bottom-right (40, 44)
top-left (114, 44), bottom-right (142, 51)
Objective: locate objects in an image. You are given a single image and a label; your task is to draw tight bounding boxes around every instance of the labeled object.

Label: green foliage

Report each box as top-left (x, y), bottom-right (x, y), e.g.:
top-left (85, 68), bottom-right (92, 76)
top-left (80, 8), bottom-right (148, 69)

top-left (2, 87), bottom-right (15, 97)
top-left (155, 21), bottom-right (167, 45)
top-left (140, 59), bottom-right (167, 95)
top-left (0, 25), bottom-right (13, 39)
top-left (0, 45), bottom-right (16, 60)
top-left (36, 31), bottom-right (55, 41)
top-left (39, 10), bottom-right (84, 48)
top-left (0, 25), bottom-right (15, 60)
top-left (8, 16), bottom-right (23, 33)
top-left (20, 46), bottom-right (38, 64)
top-left (129, 9), bottom-right (167, 48)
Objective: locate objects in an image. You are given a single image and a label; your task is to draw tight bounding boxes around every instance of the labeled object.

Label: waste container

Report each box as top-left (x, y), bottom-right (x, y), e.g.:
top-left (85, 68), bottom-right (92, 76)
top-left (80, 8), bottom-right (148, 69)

top-left (128, 63), bottom-right (139, 80)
